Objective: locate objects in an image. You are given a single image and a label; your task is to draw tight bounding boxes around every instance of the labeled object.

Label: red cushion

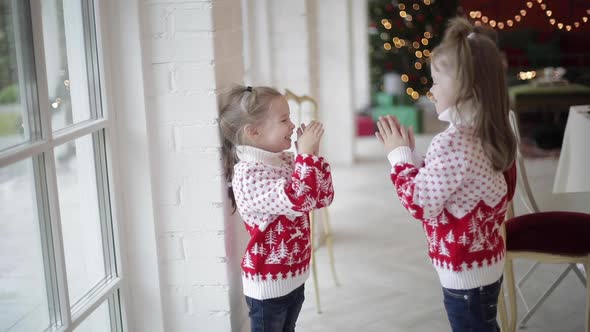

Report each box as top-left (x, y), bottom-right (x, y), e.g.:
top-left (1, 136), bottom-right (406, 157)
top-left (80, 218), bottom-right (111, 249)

top-left (506, 211), bottom-right (590, 256)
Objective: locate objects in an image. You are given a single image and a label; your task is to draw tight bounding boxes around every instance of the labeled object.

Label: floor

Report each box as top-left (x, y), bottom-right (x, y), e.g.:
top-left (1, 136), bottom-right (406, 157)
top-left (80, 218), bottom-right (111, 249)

top-left (297, 135), bottom-right (587, 332)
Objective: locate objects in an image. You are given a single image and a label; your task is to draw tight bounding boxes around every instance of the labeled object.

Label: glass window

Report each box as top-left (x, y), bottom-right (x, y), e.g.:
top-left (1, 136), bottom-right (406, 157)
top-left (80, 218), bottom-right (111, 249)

top-left (0, 159), bottom-right (50, 331)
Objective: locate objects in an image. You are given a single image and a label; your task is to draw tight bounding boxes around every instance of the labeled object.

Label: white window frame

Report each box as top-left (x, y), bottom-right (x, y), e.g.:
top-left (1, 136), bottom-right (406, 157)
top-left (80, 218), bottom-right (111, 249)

top-left (0, 0), bottom-right (129, 330)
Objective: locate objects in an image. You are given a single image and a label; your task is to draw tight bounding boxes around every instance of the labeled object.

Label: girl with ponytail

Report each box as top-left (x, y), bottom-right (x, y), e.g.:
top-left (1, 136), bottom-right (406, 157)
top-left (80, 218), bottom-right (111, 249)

top-left (218, 85), bottom-right (334, 332)
top-left (375, 17), bottom-right (516, 331)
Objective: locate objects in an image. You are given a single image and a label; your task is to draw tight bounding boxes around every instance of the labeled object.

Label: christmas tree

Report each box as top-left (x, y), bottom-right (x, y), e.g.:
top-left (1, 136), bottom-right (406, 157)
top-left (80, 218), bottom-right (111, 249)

top-left (368, 0), bottom-right (459, 101)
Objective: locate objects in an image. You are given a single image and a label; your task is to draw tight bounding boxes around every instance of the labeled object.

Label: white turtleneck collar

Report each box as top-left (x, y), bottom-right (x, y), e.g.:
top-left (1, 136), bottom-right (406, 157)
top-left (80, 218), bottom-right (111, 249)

top-left (236, 145), bottom-right (284, 167)
top-left (437, 102), bottom-right (476, 127)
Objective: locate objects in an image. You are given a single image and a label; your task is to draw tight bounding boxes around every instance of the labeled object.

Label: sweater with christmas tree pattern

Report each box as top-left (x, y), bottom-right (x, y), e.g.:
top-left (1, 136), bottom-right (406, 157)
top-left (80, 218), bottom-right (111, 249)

top-left (387, 107), bottom-right (516, 290)
top-left (233, 145), bottom-right (334, 300)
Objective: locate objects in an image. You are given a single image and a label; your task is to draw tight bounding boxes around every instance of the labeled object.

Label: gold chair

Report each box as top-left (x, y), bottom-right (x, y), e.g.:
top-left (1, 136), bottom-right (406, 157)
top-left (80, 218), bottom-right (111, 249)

top-left (284, 88), bottom-right (340, 314)
top-left (497, 111), bottom-right (590, 332)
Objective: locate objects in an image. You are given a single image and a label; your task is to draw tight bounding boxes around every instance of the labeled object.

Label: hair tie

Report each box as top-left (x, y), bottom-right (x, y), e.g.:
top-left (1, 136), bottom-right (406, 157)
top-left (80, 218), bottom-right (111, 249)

top-left (245, 86), bottom-right (252, 92)
top-left (467, 32), bottom-right (476, 39)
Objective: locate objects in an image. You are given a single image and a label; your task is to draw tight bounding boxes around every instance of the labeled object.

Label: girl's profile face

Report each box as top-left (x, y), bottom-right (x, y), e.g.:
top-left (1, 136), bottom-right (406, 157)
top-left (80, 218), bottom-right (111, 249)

top-left (250, 96), bottom-right (296, 153)
top-left (429, 58), bottom-right (458, 114)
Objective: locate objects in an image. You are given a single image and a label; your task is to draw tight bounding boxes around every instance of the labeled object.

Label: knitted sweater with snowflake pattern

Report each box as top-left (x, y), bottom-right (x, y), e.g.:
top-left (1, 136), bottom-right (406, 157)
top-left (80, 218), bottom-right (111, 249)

top-left (387, 107), bottom-right (516, 290)
top-left (232, 145), bottom-right (334, 300)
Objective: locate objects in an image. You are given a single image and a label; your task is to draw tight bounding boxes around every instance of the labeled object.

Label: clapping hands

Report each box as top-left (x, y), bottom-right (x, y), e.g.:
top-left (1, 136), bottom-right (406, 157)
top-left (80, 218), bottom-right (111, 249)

top-left (296, 120), bottom-right (324, 155)
top-left (375, 115), bottom-right (415, 153)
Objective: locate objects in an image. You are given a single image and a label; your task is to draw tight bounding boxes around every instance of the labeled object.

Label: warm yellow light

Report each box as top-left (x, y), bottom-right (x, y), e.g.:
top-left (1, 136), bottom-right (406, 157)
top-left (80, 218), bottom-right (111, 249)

top-left (393, 37), bottom-right (400, 43)
top-left (507, 20), bottom-right (514, 27)
top-left (498, 22), bottom-right (505, 29)
top-left (549, 18), bottom-right (556, 25)
top-left (566, 25), bottom-right (572, 31)
top-left (474, 21), bottom-right (482, 26)
top-left (490, 20), bottom-right (497, 27)
top-left (411, 91), bottom-right (419, 99)
top-left (583, 17), bottom-right (588, 23)
top-left (526, 2), bottom-right (533, 8)
top-left (574, 22), bottom-right (580, 28)
top-left (381, 19), bottom-right (389, 25)
top-left (400, 11), bottom-right (407, 18)
top-left (515, 15), bottom-right (522, 22)
top-left (557, 23), bottom-right (564, 29)
top-left (413, 4), bottom-right (420, 10)
top-left (414, 62), bottom-right (422, 70)
top-left (470, 11), bottom-right (477, 19)
top-left (520, 10), bottom-right (527, 16)
top-left (424, 32), bottom-right (432, 38)
top-left (394, 42), bottom-right (402, 48)
top-left (537, 0), bottom-right (542, 3)
top-left (476, 11), bottom-right (482, 18)
top-left (400, 39), bottom-right (406, 46)
top-left (384, 43), bottom-right (392, 50)
top-left (587, 9), bottom-right (590, 14)
top-left (401, 74), bottom-right (409, 82)
top-left (406, 87), bottom-right (414, 95)
top-left (540, 4), bottom-right (547, 10)
top-left (423, 0), bottom-right (431, 5)
top-left (399, 4), bottom-right (406, 10)
top-left (415, 51), bottom-right (423, 58)
top-left (406, 15), bottom-right (413, 22)
top-left (423, 50), bottom-right (431, 57)
top-left (384, 22), bottom-right (392, 29)
top-left (412, 41), bottom-right (420, 49)
top-left (482, 16), bottom-right (489, 23)
top-left (421, 38), bottom-right (429, 45)
top-left (546, 10), bottom-right (552, 17)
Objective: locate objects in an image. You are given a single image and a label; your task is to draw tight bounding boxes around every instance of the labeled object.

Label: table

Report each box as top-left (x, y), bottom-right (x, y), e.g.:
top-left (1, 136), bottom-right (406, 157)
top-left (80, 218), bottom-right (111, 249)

top-left (509, 83), bottom-right (590, 114)
top-left (553, 105), bottom-right (590, 193)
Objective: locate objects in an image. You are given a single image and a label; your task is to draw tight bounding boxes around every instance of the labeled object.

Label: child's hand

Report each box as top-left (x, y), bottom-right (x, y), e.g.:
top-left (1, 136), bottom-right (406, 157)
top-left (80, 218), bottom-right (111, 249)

top-left (375, 115), bottom-right (410, 152)
top-left (296, 121), bottom-right (323, 155)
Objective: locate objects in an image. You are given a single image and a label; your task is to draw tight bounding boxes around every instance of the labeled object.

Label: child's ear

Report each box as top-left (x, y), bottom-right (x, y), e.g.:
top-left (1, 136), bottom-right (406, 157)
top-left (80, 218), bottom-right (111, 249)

top-left (243, 124), bottom-right (259, 140)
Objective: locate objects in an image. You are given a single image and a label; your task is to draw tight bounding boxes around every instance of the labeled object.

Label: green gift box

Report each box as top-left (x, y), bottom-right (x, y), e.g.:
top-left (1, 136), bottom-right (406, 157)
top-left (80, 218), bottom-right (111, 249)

top-left (371, 104), bottom-right (422, 133)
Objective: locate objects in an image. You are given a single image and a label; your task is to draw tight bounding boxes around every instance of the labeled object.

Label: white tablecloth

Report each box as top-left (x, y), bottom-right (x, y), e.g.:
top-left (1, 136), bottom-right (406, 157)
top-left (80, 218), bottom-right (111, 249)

top-left (553, 105), bottom-right (590, 193)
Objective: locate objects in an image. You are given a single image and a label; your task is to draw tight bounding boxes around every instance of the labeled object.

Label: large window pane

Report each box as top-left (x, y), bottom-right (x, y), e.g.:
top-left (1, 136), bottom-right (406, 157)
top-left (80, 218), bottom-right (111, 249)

top-left (74, 300), bottom-right (111, 332)
top-left (42, 0), bottom-right (98, 131)
top-left (0, 2), bottom-right (34, 151)
top-left (54, 134), bottom-right (106, 306)
top-left (0, 158), bottom-right (50, 331)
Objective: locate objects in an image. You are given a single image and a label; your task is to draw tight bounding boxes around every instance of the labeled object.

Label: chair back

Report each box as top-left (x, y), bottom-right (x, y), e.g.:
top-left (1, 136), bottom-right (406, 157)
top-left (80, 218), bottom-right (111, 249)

top-left (509, 111), bottom-right (541, 214)
top-left (284, 89), bottom-right (319, 125)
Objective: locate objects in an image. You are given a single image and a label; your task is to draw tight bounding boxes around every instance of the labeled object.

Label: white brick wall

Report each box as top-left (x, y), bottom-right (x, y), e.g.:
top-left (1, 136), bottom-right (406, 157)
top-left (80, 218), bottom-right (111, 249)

top-left (139, 0), bottom-right (247, 330)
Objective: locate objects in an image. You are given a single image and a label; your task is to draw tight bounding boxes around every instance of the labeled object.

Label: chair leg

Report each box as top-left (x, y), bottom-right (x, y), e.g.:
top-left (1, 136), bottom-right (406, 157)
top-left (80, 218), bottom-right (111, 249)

top-left (519, 265), bottom-right (574, 327)
top-left (309, 211), bottom-right (322, 314)
top-left (321, 208), bottom-right (340, 286)
top-left (505, 256), bottom-right (518, 332)
top-left (497, 284), bottom-right (508, 332)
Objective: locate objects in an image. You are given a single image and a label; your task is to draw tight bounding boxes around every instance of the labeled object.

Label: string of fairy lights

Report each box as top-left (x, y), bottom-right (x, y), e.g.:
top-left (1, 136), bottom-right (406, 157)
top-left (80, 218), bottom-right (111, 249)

top-left (378, 0), bottom-right (588, 99)
top-left (469, 0), bottom-right (590, 31)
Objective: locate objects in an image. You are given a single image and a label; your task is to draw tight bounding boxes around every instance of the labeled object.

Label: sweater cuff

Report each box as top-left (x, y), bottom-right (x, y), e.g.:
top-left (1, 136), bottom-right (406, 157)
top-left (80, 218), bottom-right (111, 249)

top-left (387, 146), bottom-right (414, 167)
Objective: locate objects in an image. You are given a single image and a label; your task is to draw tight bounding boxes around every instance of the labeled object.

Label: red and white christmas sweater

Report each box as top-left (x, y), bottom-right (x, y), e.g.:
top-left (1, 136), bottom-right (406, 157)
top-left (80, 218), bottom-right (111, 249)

top-left (387, 108), bottom-right (515, 290)
top-left (233, 145), bottom-right (334, 300)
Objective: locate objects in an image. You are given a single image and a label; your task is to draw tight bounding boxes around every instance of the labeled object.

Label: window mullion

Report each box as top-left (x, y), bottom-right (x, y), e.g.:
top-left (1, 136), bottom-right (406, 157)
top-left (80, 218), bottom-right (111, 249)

top-left (43, 148), bottom-right (73, 329)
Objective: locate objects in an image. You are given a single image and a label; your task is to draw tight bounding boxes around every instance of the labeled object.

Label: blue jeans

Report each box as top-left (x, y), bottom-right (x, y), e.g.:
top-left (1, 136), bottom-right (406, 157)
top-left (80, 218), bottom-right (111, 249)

top-left (245, 284), bottom-right (305, 332)
top-left (442, 277), bottom-right (503, 332)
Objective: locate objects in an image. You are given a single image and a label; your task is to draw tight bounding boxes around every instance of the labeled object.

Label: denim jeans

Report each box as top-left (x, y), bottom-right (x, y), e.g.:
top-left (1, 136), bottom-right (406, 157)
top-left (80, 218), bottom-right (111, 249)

top-left (245, 284), bottom-right (305, 332)
top-left (442, 277), bottom-right (503, 332)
